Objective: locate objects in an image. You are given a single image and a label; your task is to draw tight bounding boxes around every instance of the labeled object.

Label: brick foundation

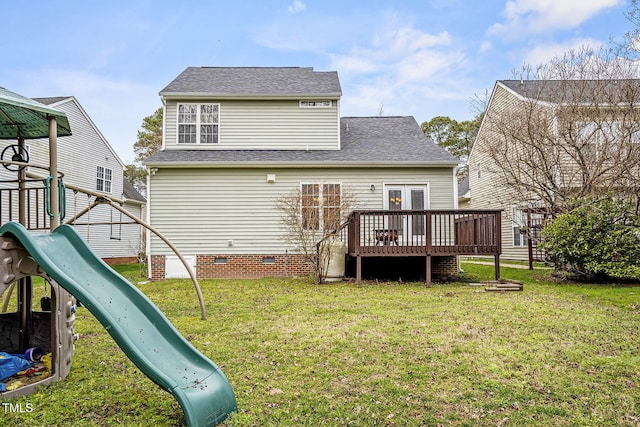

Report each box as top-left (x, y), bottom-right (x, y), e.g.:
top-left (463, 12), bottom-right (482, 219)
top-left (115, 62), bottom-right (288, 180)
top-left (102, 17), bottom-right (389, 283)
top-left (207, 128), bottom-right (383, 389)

top-left (150, 254), bottom-right (314, 281)
top-left (150, 255), bottom-right (166, 280)
top-left (431, 256), bottom-right (459, 279)
top-left (102, 256), bottom-right (139, 265)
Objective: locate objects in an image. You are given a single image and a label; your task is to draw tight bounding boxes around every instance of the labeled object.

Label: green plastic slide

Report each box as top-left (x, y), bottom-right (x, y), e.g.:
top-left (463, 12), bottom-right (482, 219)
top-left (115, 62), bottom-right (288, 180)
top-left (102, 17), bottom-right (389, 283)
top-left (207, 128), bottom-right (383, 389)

top-left (0, 222), bottom-right (236, 426)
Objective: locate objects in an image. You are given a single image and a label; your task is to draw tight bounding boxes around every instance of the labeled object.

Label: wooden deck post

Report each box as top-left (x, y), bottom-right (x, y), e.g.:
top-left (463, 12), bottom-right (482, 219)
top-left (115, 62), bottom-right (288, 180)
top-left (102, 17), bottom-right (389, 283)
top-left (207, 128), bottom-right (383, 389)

top-left (425, 212), bottom-right (433, 287)
top-left (494, 254), bottom-right (500, 280)
top-left (356, 255), bottom-right (361, 286)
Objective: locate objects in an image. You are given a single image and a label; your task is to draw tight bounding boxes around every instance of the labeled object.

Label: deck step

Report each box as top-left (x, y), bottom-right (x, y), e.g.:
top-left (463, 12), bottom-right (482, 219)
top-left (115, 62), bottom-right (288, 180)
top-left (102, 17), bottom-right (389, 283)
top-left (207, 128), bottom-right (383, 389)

top-left (469, 278), bottom-right (524, 292)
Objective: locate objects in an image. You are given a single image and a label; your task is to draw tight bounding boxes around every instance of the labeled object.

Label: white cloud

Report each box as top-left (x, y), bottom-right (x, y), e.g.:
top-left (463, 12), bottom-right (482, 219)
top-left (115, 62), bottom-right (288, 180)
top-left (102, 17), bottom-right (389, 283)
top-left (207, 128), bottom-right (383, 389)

top-left (479, 41), bottom-right (492, 53)
top-left (329, 25), bottom-right (471, 119)
top-left (288, 0), bottom-right (306, 14)
top-left (523, 37), bottom-right (604, 66)
top-left (253, 12), bottom-right (475, 120)
top-left (489, 0), bottom-right (623, 35)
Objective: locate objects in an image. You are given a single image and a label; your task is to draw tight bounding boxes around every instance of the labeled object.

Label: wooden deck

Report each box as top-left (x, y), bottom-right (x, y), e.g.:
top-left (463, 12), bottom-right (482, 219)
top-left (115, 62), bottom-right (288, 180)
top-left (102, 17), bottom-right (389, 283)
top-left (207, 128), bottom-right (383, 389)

top-left (333, 209), bottom-right (502, 285)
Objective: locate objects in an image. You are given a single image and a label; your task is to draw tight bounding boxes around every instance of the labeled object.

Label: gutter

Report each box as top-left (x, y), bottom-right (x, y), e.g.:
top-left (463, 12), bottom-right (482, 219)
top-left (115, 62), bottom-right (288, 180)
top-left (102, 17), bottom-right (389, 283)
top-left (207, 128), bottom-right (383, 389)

top-left (143, 160), bottom-right (460, 169)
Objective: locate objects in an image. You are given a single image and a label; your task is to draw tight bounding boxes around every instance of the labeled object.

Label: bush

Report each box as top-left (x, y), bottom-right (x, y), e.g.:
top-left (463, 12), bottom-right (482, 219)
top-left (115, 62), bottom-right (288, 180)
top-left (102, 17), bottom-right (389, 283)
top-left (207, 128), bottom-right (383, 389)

top-left (539, 197), bottom-right (640, 281)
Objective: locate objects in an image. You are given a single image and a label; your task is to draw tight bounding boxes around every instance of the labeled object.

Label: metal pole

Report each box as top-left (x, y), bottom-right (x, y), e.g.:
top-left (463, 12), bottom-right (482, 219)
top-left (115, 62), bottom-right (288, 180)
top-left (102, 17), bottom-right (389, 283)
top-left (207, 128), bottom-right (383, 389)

top-left (48, 116), bottom-right (59, 230)
top-left (18, 136), bottom-right (26, 226)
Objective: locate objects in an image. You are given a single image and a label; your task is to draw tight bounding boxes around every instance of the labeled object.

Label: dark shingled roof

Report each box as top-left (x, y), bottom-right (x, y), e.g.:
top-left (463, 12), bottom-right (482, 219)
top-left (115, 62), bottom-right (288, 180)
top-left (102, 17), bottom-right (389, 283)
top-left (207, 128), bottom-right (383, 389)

top-left (123, 179), bottom-right (146, 203)
top-left (458, 176), bottom-right (469, 196)
top-left (160, 67), bottom-right (342, 97)
top-left (32, 96), bottom-right (72, 105)
top-left (499, 79), bottom-right (640, 104)
top-left (145, 116), bottom-right (458, 167)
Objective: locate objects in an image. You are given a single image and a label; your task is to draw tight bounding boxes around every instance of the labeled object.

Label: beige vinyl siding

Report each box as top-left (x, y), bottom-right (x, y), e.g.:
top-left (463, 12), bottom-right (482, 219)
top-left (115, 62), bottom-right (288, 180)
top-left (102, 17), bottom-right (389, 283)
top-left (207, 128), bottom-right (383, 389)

top-left (468, 84), bottom-right (534, 261)
top-left (164, 100), bottom-right (340, 150)
top-left (148, 167), bottom-right (454, 256)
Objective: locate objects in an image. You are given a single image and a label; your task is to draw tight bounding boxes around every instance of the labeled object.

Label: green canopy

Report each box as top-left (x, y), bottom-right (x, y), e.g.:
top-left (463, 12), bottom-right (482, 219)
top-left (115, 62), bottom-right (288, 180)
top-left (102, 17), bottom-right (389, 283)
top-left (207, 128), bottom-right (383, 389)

top-left (0, 86), bottom-right (71, 139)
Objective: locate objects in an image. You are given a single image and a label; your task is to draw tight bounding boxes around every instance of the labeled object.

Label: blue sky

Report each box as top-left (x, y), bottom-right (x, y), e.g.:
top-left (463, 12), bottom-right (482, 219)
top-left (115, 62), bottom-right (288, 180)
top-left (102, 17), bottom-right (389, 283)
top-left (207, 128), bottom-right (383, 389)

top-left (1, 0), bottom-right (634, 163)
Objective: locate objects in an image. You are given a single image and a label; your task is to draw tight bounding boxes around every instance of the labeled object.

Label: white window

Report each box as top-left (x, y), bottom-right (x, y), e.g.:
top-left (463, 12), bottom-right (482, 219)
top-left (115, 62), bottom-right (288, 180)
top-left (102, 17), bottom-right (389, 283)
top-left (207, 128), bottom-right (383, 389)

top-left (96, 166), bottom-right (112, 193)
top-left (301, 183), bottom-right (341, 231)
top-left (577, 120), bottom-right (640, 158)
top-left (511, 206), bottom-right (544, 247)
top-left (299, 100), bottom-right (332, 108)
top-left (178, 103), bottom-right (219, 144)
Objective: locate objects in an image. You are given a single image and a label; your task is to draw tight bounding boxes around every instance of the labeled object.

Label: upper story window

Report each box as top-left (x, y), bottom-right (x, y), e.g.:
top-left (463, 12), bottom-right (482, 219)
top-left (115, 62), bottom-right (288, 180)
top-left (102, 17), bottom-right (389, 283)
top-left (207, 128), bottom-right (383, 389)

top-left (299, 100), bottom-right (332, 108)
top-left (97, 166), bottom-right (112, 193)
top-left (178, 103), bottom-right (219, 144)
top-left (577, 120), bottom-right (640, 158)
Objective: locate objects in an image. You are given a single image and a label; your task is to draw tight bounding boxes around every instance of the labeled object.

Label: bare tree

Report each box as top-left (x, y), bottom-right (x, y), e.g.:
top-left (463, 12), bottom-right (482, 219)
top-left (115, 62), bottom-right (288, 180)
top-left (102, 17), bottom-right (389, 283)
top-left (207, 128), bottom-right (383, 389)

top-left (276, 185), bottom-right (357, 282)
top-left (479, 47), bottom-right (640, 216)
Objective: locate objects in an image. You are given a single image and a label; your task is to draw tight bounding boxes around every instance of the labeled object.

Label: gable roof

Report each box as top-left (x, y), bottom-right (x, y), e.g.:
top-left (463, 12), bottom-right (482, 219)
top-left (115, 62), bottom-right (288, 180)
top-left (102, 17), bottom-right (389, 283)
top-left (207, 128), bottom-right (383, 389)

top-left (160, 67), bottom-right (342, 98)
top-left (32, 96), bottom-right (126, 168)
top-left (458, 176), bottom-right (469, 197)
top-left (122, 179), bottom-right (146, 203)
top-left (145, 116), bottom-right (457, 168)
top-left (498, 79), bottom-right (640, 104)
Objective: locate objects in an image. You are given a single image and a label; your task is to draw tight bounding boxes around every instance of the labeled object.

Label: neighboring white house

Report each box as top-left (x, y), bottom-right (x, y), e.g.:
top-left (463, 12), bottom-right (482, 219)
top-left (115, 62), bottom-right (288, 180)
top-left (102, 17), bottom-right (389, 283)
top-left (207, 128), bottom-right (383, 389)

top-left (0, 96), bottom-right (146, 263)
top-left (144, 67), bottom-right (460, 280)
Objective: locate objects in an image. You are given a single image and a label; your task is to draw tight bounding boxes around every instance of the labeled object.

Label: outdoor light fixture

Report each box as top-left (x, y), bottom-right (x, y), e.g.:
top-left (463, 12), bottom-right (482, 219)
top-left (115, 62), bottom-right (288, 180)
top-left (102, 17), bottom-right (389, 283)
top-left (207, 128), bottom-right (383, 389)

top-left (370, 184), bottom-right (376, 191)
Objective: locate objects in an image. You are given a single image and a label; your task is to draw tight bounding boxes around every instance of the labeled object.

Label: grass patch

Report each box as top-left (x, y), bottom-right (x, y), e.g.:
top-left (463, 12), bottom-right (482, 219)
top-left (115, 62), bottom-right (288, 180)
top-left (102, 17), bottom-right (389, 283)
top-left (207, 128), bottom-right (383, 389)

top-left (3, 263), bottom-right (639, 426)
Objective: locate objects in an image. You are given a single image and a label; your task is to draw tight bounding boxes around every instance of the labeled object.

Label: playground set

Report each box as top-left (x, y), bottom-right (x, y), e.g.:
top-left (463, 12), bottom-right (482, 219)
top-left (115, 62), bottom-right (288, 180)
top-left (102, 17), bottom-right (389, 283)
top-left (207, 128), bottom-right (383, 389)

top-left (0, 87), bottom-right (236, 426)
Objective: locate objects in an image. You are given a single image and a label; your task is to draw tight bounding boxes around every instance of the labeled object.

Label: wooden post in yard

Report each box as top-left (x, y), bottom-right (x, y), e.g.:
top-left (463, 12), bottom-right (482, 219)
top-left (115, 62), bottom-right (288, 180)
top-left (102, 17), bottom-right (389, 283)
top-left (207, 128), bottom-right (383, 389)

top-left (425, 211), bottom-right (432, 287)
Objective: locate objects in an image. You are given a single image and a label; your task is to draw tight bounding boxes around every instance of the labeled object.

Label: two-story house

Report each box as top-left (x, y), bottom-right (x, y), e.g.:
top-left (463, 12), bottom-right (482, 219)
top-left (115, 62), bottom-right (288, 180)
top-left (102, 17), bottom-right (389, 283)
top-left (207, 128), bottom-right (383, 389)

top-left (468, 79), bottom-right (640, 261)
top-left (0, 96), bottom-right (146, 263)
top-left (144, 67), bottom-right (466, 281)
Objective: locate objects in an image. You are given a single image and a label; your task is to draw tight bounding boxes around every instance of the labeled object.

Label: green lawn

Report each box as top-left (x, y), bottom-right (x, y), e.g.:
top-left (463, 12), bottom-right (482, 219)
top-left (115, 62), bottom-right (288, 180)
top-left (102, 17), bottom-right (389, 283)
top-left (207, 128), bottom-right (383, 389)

top-left (4, 263), bottom-right (639, 426)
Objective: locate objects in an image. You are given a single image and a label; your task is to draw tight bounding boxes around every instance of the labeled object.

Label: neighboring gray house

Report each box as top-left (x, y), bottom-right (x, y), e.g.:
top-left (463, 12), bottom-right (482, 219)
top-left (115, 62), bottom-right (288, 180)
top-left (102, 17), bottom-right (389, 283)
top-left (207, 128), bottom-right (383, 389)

top-left (468, 79), bottom-right (640, 261)
top-left (0, 96), bottom-right (146, 263)
top-left (144, 67), bottom-right (459, 280)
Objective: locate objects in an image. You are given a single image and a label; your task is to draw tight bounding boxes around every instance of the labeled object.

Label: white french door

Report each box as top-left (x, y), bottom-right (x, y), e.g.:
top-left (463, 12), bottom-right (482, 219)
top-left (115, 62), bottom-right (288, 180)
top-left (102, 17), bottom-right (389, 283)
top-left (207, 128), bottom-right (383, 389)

top-left (384, 185), bottom-right (428, 244)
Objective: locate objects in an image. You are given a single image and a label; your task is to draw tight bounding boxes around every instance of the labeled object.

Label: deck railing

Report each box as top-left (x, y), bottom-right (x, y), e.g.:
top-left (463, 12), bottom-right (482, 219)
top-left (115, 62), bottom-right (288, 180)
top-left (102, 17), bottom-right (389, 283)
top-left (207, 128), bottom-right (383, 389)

top-left (343, 209), bottom-right (502, 257)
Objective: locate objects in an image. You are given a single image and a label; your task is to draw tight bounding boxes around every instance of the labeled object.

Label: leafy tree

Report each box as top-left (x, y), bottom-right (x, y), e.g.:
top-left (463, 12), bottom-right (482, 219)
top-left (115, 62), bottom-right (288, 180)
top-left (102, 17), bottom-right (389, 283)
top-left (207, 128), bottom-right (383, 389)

top-left (134, 107), bottom-right (163, 163)
top-left (539, 197), bottom-right (640, 281)
top-left (125, 107), bottom-right (163, 193)
top-left (421, 113), bottom-right (482, 180)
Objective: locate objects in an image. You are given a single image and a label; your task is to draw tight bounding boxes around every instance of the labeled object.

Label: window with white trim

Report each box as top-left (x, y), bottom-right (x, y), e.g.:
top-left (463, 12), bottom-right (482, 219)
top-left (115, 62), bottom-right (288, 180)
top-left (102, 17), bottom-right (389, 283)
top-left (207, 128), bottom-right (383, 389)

top-left (577, 120), bottom-right (640, 158)
top-left (96, 166), bottom-right (112, 193)
top-left (177, 103), bottom-right (219, 144)
top-left (301, 183), bottom-right (341, 230)
top-left (299, 100), bottom-right (332, 108)
top-left (512, 207), bottom-right (529, 247)
top-left (511, 206), bottom-right (544, 247)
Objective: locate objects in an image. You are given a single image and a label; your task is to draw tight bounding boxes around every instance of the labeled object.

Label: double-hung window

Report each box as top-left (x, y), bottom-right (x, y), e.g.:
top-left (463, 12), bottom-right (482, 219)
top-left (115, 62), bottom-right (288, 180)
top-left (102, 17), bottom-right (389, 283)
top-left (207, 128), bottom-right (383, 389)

top-left (511, 206), bottom-right (544, 247)
top-left (301, 183), bottom-right (341, 231)
top-left (576, 120), bottom-right (638, 158)
top-left (178, 103), bottom-right (219, 144)
top-left (511, 207), bottom-right (528, 247)
top-left (97, 166), bottom-right (112, 193)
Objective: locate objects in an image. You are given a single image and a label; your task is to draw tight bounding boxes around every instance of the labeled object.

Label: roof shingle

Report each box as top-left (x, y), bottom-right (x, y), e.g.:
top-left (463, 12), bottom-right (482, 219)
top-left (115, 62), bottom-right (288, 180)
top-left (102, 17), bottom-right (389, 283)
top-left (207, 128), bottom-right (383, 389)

top-left (145, 116), bottom-right (457, 166)
top-left (160, 67), bottom-right (342, 97)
